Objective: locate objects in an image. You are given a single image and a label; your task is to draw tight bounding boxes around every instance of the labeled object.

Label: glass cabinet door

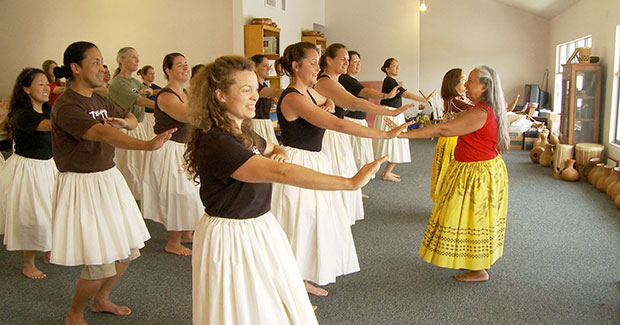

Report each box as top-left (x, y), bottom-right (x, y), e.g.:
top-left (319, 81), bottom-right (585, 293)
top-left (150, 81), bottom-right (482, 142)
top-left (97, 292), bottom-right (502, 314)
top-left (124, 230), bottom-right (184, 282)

top-left (573, 70), bottom-right (596, 143)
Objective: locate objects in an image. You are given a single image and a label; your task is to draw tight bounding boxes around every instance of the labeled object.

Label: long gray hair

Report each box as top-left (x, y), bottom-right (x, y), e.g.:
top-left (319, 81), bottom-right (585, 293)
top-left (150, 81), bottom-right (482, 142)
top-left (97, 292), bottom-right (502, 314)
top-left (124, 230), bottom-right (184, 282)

top-left (475, 65), bottom-right (509, 153)
top-left (113, 47), bottom-right (135, 77)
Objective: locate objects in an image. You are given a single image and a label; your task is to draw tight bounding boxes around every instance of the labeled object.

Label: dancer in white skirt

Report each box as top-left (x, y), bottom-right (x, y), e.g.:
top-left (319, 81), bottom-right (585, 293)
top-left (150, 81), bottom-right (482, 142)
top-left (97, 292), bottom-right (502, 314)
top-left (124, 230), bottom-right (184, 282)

top-left (249, 54), bottom-right (281, 144)
top-left (0, 68), bottom-right (57, 279)
top-left (137, 65), bottom-right (162, 138)
top-left (50, 41), bottom-right (175, 325)
top-left (185, 55), bottom-right (385, 324)
top-left (142, 53), bottom-right (202, 256)
top-left (108, 47), bottom-right (156, 199)
top-left (314, 43), bottom-right (414, 224)
top-left (273, 42), bottom-right (411, 296)
top-left (376, 58), bottom-right (433, 182)
top-left (339, 50), bottom-right (400, 170)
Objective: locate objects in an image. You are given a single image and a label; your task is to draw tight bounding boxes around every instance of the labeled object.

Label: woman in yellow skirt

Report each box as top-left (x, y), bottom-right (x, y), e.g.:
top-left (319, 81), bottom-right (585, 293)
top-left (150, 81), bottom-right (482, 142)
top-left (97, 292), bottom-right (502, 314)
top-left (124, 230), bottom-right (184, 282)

top-left (400, 65), bottom-right (509, 282)
top-left (430, 68), bottom-right (472, 201)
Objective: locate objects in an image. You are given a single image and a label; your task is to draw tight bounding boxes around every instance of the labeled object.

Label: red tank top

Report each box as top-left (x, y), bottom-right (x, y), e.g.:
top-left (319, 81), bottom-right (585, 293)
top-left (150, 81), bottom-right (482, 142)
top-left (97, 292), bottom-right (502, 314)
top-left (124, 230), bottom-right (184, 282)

top-left (453, 102), bottom-right (498, 162)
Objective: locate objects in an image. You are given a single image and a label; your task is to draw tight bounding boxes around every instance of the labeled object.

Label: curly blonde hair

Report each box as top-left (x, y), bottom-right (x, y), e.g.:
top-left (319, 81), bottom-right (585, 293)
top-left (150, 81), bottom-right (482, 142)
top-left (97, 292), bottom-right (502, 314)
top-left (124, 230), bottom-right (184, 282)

top-left (184, 55), bottom-right (258, 182)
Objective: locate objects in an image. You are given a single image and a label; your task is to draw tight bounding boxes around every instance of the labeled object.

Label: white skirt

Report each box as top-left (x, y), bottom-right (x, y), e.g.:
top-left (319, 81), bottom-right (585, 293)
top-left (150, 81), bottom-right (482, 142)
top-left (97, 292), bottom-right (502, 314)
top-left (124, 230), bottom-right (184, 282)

top-left (372, 112), bottom-right (412, 163)
top-left (192, 212), bottom-right (317, 325)
top-left (345, 117), bottom-right (375, 170)
top-left (322, 129), bottom-right (364, 225)
top-left (115, 121), bottom-right (150, 200)
top-left (142, 112), bottom-right (156, 138)
top-left (142, 141), bottom-right (203, 231)
top-left (50, 167), bottom-right (150, 266)
top-left (0, 155), bottom-right (57, 251)
top-left (250, 119), bottom-right (278, 145)
top-left (271, 147), bottom-right (360, 285)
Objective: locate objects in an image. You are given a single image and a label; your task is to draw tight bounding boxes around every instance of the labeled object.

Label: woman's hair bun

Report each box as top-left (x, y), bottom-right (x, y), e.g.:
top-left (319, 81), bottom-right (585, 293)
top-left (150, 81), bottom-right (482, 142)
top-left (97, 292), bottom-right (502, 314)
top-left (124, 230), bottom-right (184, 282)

top-left (53, 65), bottom-right (71, 79)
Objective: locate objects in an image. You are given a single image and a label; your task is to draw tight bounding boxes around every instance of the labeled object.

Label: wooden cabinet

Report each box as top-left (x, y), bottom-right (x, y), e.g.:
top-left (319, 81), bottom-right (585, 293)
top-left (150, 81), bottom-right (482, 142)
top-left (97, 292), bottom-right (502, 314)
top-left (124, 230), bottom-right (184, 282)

top-left (301, 35), bottom-right (326, 55)
top-left (244, 24), bottom-right (281, 88)
top-left (560, 63), bottom-right (601, 144)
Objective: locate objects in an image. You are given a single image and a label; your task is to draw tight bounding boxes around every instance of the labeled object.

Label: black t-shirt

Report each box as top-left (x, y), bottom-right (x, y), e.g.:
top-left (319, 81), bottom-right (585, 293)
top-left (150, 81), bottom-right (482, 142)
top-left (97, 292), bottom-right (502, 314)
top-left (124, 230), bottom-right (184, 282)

top-left (339, 74), bottom-right (368, 120)
top-left (277, 88), bottom-right (325, 152)
top-left (380, 76), bottom-right (406, 108)
top-left (254, 82), bottom-right (272, 119)
top-left (12, 104), bottom-right (52, 160)
top-left (196, 128), bottom-right (271, 219)
top-left (154, 88), bottom-right (191, 143)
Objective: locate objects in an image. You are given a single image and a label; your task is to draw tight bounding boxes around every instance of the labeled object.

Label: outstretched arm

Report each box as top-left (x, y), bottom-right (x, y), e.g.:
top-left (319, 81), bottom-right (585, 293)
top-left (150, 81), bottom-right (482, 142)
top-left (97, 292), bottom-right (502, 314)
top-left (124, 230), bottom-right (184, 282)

top-left (315, 77), bottom-right (411, 116)
top-left (231, 154), bottom-right (388, 190)
top-left (281, 90), bottom-right (409, 139)
top-left (398, 107), bottom-right (487, 139)
top-left (82, 123), bottom-right (176, 150)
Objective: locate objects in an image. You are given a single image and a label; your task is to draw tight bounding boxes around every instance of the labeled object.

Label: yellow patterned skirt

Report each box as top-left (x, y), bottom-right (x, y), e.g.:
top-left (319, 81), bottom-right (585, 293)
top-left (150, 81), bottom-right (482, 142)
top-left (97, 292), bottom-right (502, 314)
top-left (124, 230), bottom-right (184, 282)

top-left (430, 136), bottom-right (458, 201)
top-left (419, 155), bottom-right (508, 270)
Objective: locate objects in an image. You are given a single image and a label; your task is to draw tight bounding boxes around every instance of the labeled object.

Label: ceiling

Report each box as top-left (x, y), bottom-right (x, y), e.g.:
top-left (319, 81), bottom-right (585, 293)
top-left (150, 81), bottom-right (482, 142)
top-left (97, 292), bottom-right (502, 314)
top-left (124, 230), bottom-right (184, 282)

top-left (491, 0), bottom-right (581, 19)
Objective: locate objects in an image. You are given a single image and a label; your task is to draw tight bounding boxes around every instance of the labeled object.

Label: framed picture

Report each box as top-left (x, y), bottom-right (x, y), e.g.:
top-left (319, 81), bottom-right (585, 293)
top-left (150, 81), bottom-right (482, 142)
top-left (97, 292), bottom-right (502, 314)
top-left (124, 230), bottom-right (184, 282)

top-left (265, 0), bottom-right (276, 8)
top-left (268, 59), bottom-right (276, 77)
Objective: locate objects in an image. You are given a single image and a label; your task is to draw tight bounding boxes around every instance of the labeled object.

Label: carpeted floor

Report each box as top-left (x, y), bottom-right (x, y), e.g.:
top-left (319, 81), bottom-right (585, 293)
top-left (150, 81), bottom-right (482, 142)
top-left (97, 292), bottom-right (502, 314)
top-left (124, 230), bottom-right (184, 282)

top-left (0, 139), bottom-right (618, 324)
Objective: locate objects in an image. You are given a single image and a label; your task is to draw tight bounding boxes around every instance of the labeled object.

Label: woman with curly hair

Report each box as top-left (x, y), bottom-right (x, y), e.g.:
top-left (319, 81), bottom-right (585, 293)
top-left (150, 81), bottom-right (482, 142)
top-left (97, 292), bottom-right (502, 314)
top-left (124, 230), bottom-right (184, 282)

top-left (185, 55), bottom-right (385, 323)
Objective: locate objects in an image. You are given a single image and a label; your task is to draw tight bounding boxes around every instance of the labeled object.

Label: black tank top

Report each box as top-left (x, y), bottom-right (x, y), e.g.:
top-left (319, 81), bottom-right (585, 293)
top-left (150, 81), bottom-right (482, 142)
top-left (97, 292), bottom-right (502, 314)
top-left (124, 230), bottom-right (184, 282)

top-left (154, 88), bottom-right (191, 143)
top-left (254, 82), bottom-right (272, 119)
top-left (277, 88), bottom-right (326, 152)
top-left (317, 74), bottom-right (348, 119)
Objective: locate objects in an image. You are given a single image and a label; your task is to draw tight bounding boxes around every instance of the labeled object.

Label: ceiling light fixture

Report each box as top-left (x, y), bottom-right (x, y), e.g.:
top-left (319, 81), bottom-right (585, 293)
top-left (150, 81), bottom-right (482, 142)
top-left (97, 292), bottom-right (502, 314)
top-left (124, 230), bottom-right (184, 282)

top-left (420, 0), bottom-right (427, 12)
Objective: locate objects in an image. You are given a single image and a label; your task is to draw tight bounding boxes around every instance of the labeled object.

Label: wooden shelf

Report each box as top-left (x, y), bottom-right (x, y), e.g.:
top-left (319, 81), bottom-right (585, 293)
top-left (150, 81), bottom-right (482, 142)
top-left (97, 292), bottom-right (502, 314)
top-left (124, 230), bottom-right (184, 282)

top-left (244, 22), bottom-right (281, 89)
top-left (302, 35), bottom-right (327, 55)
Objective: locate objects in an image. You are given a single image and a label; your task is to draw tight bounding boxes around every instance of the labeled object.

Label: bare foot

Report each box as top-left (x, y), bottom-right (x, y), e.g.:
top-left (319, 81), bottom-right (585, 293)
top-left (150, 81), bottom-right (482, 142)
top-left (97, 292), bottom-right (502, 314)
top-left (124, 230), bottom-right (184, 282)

top-left (22, 265), bottom-right (46, 280)
top-left (362, 193), bottom-right (369, 199)
top-left (165, 243), bottom-right (192, 256)
top-left (381, 174), bottom-right (401, 182)
top-left (312, 305), bottom-right (318, 311)
top-left (65, 311), bottom-right (88, 325)
top-left (181, 232), bottom-right (194, 244)
top-left (454, 270), bottom-right (489, 282)
top-left (90, 299), bottom-right (132, 316)
top-left (304, 281), bottom-right (328, 296)
top-left (44, 251), bottom-right (51, 264)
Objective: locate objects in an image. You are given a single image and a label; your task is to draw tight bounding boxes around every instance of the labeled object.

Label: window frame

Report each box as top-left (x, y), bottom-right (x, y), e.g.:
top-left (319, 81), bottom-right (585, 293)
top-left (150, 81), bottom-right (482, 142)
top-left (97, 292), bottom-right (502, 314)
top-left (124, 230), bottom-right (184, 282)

top-left (613, 25), bottom-right (620, 144)
top-left (554, 35), bottom-right (592, 113)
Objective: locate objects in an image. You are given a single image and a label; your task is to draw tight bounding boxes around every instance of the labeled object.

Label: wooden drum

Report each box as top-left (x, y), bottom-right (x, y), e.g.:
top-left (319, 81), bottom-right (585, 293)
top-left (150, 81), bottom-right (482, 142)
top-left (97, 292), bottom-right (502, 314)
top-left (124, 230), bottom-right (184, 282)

top-left (553, 144), bottom-right (574, 178)
top-left (575, 143), bottom-right (604, 169)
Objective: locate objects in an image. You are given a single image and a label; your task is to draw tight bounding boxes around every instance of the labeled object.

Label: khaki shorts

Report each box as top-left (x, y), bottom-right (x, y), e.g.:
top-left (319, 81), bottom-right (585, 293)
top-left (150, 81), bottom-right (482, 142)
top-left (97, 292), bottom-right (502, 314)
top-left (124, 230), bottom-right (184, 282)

top-left (80, 249), bottom-right (141, 280)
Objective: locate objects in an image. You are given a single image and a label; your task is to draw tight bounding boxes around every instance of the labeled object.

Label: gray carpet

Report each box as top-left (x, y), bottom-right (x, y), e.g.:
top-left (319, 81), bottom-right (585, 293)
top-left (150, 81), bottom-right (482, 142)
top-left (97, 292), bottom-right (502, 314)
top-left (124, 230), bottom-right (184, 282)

top-left (0, 139), bottom-right (618, 324)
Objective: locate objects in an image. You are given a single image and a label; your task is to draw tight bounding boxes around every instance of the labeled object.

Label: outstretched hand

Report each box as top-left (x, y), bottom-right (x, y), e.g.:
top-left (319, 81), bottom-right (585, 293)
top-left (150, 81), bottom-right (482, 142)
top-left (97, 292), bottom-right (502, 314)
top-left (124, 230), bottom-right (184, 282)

top-left (386, 85), bottom-right (400, 99)
top-left (104, 117), bottom-right (128, 129)
top-left (318, 99), bottom-right (336, 114)
top-left (393, 103), bottom-right (415, 116)
top-left (269, 153), bottom-right (289, 163)
top-left (350, 155), bottom-right (389, 188)
top-left (145, 128), bottom-right (176, 150)
top-left (425, 90), bottom-right (436, 102)
top-left (384, 118), bottom-right (412, 139)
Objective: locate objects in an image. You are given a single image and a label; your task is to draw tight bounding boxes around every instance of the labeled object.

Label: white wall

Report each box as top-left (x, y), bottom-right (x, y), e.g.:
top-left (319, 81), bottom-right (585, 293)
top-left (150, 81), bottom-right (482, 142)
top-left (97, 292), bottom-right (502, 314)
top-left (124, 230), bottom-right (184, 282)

top-left (241, 0), bottom-right (325, 87)
top-left (0, 0), bottom-right (234, 98)
top-left (324, 0), bottom-right (421, 95)
top-left (419, 0), bottom-right (549, 106)
top-left (549, 0), bottom-right (620, 159)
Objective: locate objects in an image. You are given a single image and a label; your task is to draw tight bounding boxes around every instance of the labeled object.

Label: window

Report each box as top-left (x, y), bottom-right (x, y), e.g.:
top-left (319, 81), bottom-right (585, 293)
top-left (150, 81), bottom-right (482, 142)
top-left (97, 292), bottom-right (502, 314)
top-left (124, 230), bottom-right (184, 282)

top-left (614, 25), bottom-right (620, 144)
top-left (554, 35), bottom-right (592, 112)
